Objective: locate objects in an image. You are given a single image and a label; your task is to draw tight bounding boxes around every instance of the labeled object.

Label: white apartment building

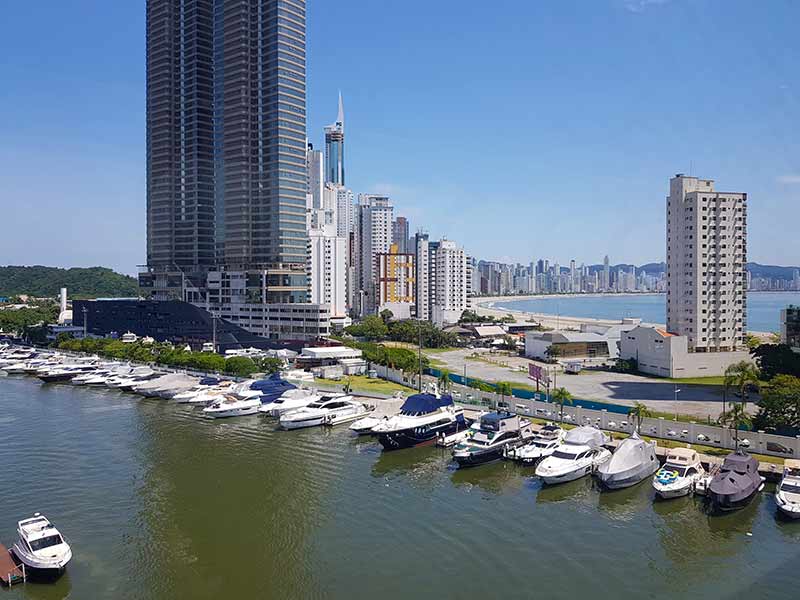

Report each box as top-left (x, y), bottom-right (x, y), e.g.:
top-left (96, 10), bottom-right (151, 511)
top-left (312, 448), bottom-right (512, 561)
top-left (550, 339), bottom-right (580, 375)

top-left (306, 146), bottom-right (324, 210)
top-left (432, 240), bottom-right (469, 326)
top-left (666, 174), bottom-right (748, 352)
top-left (355, 194), bottom-right (394, 315)
top-left (335, 186), bottom-right (355, 238)
top-left (308, 230), bottom-right (348, 329)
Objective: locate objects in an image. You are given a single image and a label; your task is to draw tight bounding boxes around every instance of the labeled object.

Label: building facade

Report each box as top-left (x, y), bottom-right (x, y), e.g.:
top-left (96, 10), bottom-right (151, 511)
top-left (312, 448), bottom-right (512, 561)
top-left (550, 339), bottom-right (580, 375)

top-left (355, 194), bottom-right (393, 315)
top-left (782, 305), bottom-right (800, 352)
top-left (324, 92), bottom-right (345, 185)
top-left (377, 243), bottom-right (415, 319)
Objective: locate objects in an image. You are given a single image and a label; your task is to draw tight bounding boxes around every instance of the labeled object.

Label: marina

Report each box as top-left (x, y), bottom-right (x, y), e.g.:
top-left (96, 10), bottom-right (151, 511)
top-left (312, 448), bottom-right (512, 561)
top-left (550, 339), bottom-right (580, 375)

top-left (1, 348), bottom-right (800, 598)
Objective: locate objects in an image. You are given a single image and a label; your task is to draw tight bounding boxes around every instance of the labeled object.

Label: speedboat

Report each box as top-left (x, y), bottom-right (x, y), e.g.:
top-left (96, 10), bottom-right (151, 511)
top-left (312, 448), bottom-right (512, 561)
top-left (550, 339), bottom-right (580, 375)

top-left (595, 432), bottom-right (659, 490)
top-left (452, 412), bottom-right (535, 468)
top-left (11, 514), bottom-right (72, 573)
top-left (706, 452), bottom-right (765, 512)
top-left (202, 395), bottom-right (261, 418)
top-left (775, 459), bottom-right (800, 519)
top-left (258, 388), bottom-right (324, 416)
top-left (506, 424), bottom-right (565, 463)
top-left (375, 393), bottom-right (467, 450)
top-left (652, 448), bottom-right (706, 499)
top-left (279, 396), bottom-right (367, 430)
top-left (535, 426), bottom-right (611, 485)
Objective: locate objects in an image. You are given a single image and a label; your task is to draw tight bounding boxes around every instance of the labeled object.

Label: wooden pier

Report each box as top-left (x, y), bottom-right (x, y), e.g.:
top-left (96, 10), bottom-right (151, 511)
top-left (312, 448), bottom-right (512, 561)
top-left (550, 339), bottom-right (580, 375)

top-left (0, 544), bottom-right (25, 586)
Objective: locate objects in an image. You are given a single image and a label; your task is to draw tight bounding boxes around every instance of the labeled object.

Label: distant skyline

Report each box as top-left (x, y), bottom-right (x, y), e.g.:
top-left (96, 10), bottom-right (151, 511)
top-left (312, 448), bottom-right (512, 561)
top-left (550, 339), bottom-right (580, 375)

top-left (2, 0), bottom-right (799, 274)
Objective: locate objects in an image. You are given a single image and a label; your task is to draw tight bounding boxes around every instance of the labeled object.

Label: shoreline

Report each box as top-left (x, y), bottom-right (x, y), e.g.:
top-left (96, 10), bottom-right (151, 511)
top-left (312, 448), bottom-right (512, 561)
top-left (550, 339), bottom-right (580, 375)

top-left (474, 293), bottom-right (773, 336)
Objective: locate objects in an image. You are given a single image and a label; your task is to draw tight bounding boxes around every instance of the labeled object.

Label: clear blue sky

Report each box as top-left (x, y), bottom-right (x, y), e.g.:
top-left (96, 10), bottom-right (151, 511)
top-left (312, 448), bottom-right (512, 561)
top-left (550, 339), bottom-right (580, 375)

top-left (1, 0), bottom-right (798, 274)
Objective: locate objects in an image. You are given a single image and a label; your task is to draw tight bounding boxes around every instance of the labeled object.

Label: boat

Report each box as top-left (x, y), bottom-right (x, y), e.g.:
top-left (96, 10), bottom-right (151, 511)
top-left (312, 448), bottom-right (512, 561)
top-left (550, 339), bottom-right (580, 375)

top-left (535, 427), bottom-right (612, 485)
top-left (775, 459), bottom-right (800, 519)
top-left (37, 364), bottom-right (96, 383)
top-left (279, 396), bottom-right (367, 430)
top-left (202, 395), bottom-right (262, 418)
top-left (238, 374), bottom-right (297, 403)
top-left (436, 418), bottom-right (483, 448)
top-left (258, 388), bottom-right (324, 416)
top-left (652, 447), bottom-right (707, 499)
top-left (11, 514), bottom-right (72, 573)
top-left (595, 432), bottom-right (659, 489)
top-left (505, 423), bottom-right (565, 463)
top-left (452, 412), bottom-right (535, 468)
top-left (107, 366), bottom-right (157, 388)
top-left (375, 392), bottom-right (467, 450)
top-left (705, 452), bottom-right (765, 512)
top-left (348, 395), bottom-right (405, 435)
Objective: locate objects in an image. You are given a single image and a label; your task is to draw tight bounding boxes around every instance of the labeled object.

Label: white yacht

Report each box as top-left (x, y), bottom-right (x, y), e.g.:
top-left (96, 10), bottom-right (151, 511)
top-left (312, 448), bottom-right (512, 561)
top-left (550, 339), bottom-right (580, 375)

top-left (258, 388), bottom-right (323, 416)
top-left (37, 364), bottom-right (97, 383)
top-left (506, 424), bottom-right (565, 463)
top-left (596, 432), bottom-right (659, 489)
top-left (173, 380), bottom-right (234, 404)
top-left (374, 392), bottom-right (467, 450)
top-left (776, 459), bottom-right (800, 519)
top-left (452, 412), bottom-right (535, 467)
top-left (11, 514), bottom-right (72, 573)
top-left (652, 447), bottom-right (707, 499)
top-left (202, 395), bottom-right (262, 418)
top-left (535, 427), bottom-right (611, 485)
top-left (107, 366), bottom-right (157, 388)
top-left (279, 396), bottom-right (367, 430)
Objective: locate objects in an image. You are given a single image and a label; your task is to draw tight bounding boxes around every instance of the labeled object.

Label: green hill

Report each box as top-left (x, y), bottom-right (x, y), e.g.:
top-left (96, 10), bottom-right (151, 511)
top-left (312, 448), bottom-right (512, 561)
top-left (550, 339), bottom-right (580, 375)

top-left (0, 266), bottom-right (139, 299)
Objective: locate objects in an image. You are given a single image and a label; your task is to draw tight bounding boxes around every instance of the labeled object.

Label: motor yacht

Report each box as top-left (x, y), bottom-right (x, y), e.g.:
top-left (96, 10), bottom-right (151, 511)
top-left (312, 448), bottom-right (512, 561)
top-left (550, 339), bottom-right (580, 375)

top-left (375, 393), bottom-right (467, 450)
top-left (506, 424), bottom-right (565, 463)
top-left (11, 514), bottom-right (72, 574)
top-left (436, 418), bottom-right (484, 448)
top-left (279, 396), bottom-right (367, 430)
top-left (652, 448), bottom-right (706, 499)
top-left (452, 412), bottom-right (535, 468)
top-left (107, 366), bottom-right (157, 388)
top-left (173, 380), bottom-right (235, 404)
top-left (705, 452), bottom-right (765, 512)
top-left (237, 374), bottom-right (297, 403)
top-left (535, 427), bottom-right (611, 485)
top-left (595, 432), bottom-right (659, 489)
top-left (202, 395), bottom-right (262, 418)
top-left (775, 459), bottom-right (800, 519)
top-left (258, 388), bottom-right (324, 416)
top-left (37, 364), bottom-right (96, 383)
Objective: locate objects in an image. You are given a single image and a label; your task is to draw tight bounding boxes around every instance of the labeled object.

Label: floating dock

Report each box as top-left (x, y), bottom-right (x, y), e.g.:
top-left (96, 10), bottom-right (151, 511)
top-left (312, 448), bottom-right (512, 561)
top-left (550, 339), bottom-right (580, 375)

top-left (0, 544), bottom-right (25, 586)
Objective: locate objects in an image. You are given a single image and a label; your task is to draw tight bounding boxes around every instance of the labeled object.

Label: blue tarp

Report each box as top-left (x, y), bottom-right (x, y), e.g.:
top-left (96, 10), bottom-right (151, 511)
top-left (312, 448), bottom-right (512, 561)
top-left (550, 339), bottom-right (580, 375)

top-left (199, 376), bottom-right (221, 386)
top-left (400, 393), bottom-right (454, 414)
top-left (249, 377), bottom-right (296, 392)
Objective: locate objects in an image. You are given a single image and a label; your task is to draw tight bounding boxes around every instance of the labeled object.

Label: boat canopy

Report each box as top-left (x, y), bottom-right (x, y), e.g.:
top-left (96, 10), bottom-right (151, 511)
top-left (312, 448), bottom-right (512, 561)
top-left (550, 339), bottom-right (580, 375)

top-left (564, 426), bottom-right (607, 449)
top-left (600, 434), bottom-right (655, 474)
top-left (250, 377), bottom-right (296, 391)
top-left (199, 376), bottom-right (221, 386)
top-left (400, 393), bottom-right (453, 414)
top-left (721, 452), bottom-right (758, 475)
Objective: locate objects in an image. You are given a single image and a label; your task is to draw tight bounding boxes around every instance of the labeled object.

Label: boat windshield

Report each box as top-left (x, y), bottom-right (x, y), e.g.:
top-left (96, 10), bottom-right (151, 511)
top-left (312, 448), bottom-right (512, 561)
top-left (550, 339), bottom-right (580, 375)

top-left (780, 481), bottom-right (800, 494)
top-left (552, 450), bottom-right (578, 460)
top-left (29, 534), bottom-right (63, 551)
top-left (663, 465), bottom-right (688, 477)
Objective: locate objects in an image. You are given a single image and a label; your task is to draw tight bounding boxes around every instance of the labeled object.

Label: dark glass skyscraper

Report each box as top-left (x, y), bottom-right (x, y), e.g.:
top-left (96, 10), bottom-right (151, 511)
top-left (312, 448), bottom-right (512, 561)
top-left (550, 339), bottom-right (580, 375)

top-left (324, 92), bottom-right (344, 185)
top-left (145, 0), bottom-right (307, 278)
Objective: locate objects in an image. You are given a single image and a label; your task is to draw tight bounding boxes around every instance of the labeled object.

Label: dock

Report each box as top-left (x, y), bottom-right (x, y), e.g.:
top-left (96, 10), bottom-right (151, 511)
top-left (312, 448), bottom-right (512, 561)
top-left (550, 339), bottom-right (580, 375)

top-left (0, 544), bottom-right (25, 586)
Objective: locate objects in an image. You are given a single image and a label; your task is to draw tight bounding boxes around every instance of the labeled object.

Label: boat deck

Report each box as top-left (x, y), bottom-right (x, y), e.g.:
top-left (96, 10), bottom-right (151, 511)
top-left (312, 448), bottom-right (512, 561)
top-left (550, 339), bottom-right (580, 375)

top-left (0, 544), bottom-right (25, 586)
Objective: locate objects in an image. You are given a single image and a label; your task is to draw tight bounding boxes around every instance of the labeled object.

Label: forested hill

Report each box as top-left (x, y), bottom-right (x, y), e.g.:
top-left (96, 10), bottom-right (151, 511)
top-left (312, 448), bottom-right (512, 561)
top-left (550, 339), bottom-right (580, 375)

top-left (0, 266), bottom-right (139, 299)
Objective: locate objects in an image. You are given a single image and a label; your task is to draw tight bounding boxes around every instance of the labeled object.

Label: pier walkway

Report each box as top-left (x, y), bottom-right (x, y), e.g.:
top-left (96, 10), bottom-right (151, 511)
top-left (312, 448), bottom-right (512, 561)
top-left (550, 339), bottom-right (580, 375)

top-left (0, 544), bottom-right (25, 586)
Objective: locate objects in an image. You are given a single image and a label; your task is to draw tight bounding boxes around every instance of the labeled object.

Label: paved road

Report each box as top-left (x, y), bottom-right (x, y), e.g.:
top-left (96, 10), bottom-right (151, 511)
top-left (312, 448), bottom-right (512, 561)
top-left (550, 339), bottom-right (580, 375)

top-left (433, 349), bottom-right (754, 419)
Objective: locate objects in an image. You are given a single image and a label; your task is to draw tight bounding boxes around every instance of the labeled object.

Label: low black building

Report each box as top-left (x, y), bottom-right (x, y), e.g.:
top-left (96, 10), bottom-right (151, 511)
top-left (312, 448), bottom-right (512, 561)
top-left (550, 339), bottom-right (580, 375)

top-left (72, 299), bottom-right (300, 352)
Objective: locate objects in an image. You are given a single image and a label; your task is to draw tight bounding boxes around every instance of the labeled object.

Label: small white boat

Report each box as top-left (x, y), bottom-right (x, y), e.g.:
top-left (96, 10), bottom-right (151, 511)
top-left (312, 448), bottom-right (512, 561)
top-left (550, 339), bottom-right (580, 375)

top-left (652, 447), bottom-right (707, 499)
top-left (11, 514), bottom-right (72, 573)
top-left (776, 459), bottom-right (800, 519)
top-left (202, 395), bottom-right (261, 418)
top-left (174, 381), bottom-right (235, 404)
top-left (279, 396), bottom-right (366, 430)
top-left (258, 388), bottom-right (324, 416)
top-left (506, 423), bottom-right (565, 463)
top-left (535, 427), bottom-right (611, 485)
top-left (596, 432), bottom-right (659, 490)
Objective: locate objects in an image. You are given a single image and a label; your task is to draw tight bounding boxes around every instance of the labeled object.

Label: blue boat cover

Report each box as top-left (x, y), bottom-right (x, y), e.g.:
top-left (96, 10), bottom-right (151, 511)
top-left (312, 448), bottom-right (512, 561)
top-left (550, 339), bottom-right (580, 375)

top-left (199, 377), bottom-right (221, 386)
top-left (249, 377), bottom-right (296, 391)
top-left (400, 393), bottom-right (454, 414)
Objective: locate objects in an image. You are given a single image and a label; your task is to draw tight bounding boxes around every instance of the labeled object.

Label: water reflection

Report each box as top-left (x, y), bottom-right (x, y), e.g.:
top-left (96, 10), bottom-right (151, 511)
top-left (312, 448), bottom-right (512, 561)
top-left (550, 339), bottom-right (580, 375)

top-left (450, 460), bottom-right (525, 495)
top-left (596, 481), bottom-right (654, 521)
top-left (535, 476), bottom-right (595, 506)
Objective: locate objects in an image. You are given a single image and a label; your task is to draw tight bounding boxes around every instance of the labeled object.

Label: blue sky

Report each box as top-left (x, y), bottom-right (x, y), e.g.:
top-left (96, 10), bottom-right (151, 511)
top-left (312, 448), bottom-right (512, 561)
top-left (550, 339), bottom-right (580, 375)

top-left (1, 0), bottom-right (798, 274)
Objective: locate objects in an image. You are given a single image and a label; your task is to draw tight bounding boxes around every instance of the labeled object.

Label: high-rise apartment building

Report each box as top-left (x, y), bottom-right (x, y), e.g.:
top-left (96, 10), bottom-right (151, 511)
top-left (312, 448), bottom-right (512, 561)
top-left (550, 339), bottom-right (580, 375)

top-left (666, 174), bottom-right (748, 352)
top-left (324, 93), bottom-right (345, 185)
top-left (355, 194), bottom-right (393, 315)
top-left (392, 217), bottom-right (410, 254)
top-left (307, 144), bottom-right (324, 211)
top-left (377, 243), bottom-right (416, 319)
top-left (432, 240), bottom-right (469, 326)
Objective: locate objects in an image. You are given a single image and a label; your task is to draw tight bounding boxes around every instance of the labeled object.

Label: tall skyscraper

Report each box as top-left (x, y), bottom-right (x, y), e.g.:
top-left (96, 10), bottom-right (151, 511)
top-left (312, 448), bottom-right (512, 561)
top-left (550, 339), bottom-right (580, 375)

top-left (392, 216), bottom-right (410, 254)
top-left (355, 194), bottom-right (394, 315)
top-left (307, 143), bottom-right (324, 210)
top-left (324, 92), bottom-right (345, 185)
top-left (602, 255), bottom-right (610, 291)
top-left (666, 174), bottom-right (747, 351)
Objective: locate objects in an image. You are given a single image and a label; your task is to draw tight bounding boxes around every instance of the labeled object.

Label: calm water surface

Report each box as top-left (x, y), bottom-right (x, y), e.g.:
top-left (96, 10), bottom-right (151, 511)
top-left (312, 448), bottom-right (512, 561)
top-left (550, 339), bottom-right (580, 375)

top-left (492, 291), bottom-right (800, 333)
top-left (1, 376), bottom-right (799, 599)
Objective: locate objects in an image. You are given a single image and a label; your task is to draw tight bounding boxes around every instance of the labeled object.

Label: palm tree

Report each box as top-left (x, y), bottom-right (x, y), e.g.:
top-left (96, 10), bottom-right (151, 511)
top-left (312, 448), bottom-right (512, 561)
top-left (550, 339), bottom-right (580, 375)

top-left (719, 402), bottom-right (753, 452)
top-left (627, 402), bottom-right (652, 433)
top-left (551, 387), bottom-right (573, 423)
top-left (438, 369), bottom-right (452, 393)
top-left (495, 381), bottom-right (513, 411)
top-left (724, 360), bottom-right (760, 409)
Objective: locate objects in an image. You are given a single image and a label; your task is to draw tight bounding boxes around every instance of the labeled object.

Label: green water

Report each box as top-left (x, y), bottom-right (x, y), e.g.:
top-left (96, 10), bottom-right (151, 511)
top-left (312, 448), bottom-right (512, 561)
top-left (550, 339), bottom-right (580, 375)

top-left (1, 375), bottom-right (798, 599)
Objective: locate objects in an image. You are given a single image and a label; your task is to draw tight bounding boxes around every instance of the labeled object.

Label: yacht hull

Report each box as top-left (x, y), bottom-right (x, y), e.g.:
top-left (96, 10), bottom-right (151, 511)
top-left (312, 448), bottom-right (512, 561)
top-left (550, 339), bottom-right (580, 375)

top-left (453, 446), bottom-right (506, 468)
top-left (204, 405), bottom-right (260, 418)
top-left (653, 482), bottom-right (693, 499)
top-left (378, 419), bottom-right (466, 450)
top-left (709, 485), bottom-right (763, 513)
top-left (38, 373), bottom-right (77, 383)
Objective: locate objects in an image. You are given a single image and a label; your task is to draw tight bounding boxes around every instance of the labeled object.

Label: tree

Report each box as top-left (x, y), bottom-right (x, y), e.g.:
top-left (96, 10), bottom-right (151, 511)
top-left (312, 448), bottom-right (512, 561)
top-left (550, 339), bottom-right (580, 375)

top-left (745, 333), bottom-right (762, 351)
top-left (719, 402), bottom-right (752, 452)
top-left (256, 357), bottom-right (284, 375)
top-left (753, 374), bottom-right (800, 431)
top-left (627, 402), bottom-right (652, 433)
top-left (225, 356), bottom-right (259, 377)
top-left (551, 387), bottom-right (573, 423)
top-left (344, 314), bottom-right (389, 341)
top-left (751, 344), bottom-right (800, 379)
top-left (545, 345), bottom-right (561, 363)
top-left (379, 308), bottom-right (394, 324)
top-left (724, 360), bottom-right (760, 406)
top-left (495, 381), bottom-right (513, 410)
top-left (437, 368), bottom-right (452, 392)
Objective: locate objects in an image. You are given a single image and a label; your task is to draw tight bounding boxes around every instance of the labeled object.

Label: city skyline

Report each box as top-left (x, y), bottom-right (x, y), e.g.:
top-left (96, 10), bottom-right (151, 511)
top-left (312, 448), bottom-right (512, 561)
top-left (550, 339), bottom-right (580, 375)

top-left (2, 1), bottom-right (800, 274)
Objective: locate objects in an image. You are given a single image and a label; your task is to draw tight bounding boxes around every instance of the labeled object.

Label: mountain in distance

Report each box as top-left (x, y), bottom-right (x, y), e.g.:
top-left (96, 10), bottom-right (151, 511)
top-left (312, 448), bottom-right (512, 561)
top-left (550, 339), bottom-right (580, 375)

top-left (0, 266), bottom-right (139, 299)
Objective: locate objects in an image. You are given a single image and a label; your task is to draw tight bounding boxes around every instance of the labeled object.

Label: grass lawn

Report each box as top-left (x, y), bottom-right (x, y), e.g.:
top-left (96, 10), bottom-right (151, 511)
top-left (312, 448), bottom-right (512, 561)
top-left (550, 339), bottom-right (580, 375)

top-left (316, 375), bottom-right (415, 395)
top-left (660, 376), bottom-right (727, 386)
